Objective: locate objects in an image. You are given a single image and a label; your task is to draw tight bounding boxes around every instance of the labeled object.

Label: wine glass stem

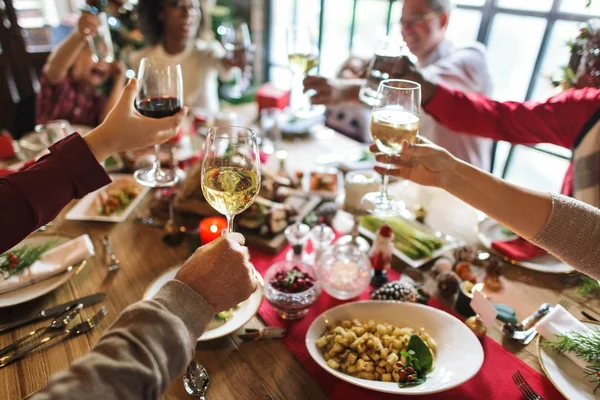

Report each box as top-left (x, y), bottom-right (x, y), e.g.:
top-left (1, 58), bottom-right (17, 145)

top-left (153, 144), bottom-right (161, 177)
top-left (380, 172), bottom-right (390, 202)
top-left (223, 215), bottom-right (235, 234)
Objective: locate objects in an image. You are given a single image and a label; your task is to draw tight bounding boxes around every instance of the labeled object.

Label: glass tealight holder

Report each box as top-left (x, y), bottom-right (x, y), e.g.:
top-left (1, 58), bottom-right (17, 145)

top-left (285, 222), bottom-right (311, 262)
top-left (310, 224), bottom-right (335, 267)
top-left (318, 243), bottom-right (372, 300)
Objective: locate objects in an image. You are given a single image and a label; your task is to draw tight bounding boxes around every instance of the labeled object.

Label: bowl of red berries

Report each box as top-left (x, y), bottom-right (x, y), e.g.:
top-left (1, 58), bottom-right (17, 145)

top-left (265, 260), bottom-right (321, 320)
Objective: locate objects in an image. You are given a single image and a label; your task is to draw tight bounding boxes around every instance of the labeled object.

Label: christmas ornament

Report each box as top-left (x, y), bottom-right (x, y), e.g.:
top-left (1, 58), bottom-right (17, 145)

top-left (455, 261), bottom-right (477, 283)
top-left (371, 281), bottom-right (418, 302)
top-left (454, 245), bottom-right (477, 263)
top-left (436, 271), bottom-right (460, 297)
top-left (369, 224), bottom-right (394, 287)
top-left (465, 315), bottom-right (487, 339)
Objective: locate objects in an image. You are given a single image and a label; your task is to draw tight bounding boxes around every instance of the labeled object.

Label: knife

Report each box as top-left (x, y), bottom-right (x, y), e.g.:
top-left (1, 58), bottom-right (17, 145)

top-left (0, 293), bottom-right (105, 335)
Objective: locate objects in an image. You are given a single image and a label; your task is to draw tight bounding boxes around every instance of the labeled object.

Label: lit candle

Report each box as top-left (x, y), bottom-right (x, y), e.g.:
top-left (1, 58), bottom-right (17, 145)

top-left (199, 217), bottom-right (228, 244)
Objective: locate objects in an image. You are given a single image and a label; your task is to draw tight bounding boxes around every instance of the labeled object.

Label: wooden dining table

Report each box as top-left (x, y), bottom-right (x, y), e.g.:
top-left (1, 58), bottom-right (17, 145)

top-left (1, 122), bottom-right (599, 400)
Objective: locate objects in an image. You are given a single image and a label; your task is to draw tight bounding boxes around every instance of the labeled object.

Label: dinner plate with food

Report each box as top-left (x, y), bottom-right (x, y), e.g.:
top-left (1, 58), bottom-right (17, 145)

top-left (477, 217), bottom-right (574, 274)
top-left (66, 174), bottom-right (149, 223)
top-left (306, 301), bottom-right (484, 395)
top-left (143, 264), bottom-right (264, 341)
top-left (359, 215), bottom-right (462, 269)
top-left (0, 234), bottom-right (92, 307)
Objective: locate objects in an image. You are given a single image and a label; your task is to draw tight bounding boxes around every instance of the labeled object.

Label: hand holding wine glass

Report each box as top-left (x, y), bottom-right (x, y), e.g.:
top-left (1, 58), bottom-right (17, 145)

top-left (361, 79), bottom-right (421, 216)
top-left (201, 127), bottom-right (261, 233)
top-left (287, 24), bottom-right (319, 113)
top-left (133, 58), bottom-right (183, 188)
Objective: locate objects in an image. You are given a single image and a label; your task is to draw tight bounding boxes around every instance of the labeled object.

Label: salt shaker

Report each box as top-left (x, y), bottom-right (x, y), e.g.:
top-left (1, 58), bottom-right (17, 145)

top-left (310, 224), bottom-right (335, 267)
top-left (285, 222), bottom-right (311, 263)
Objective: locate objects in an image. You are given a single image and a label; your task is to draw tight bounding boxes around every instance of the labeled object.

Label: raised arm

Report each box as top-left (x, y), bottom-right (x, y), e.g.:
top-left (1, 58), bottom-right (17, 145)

top-left (0, 80), bottom-right (184, 252)
top-left (374, 141), bottom-right (600, 279)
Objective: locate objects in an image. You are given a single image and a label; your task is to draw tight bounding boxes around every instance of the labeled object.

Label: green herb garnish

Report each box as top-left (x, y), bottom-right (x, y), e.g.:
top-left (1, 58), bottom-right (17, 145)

top-left (0, 241), bottom-right (56, 279)
top-left (500, 226), bottom-right (516, 237)
top-left (542, 328), bottom-right (600, 393)
top-left (398, 335), bottom-right (433, 388)
top-left (576, 275), bottom-right (600, 296)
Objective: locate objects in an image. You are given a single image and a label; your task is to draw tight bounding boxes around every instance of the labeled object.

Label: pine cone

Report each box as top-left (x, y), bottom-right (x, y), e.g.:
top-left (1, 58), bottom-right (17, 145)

top-left (371, 281), bottom-right (418, 302)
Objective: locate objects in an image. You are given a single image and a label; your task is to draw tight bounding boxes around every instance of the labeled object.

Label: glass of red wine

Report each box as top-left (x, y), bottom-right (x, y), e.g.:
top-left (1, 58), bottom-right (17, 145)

top-left (134, 58), bottom-right (183, 187)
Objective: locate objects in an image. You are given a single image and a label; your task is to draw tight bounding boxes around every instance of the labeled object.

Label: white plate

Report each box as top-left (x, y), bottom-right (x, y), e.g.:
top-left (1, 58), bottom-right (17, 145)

top-left (359, 217), bottom-right (462, 269)
top-left (143, 264), bottom-right (263, 341)
top-left (0, 235), bottom-right (87, 308)
top-left (538, 321), bottom-right (600, 400)
top-left (306, 301), bottom-right (484, 395)
top-left (477, 218), bottom-right (574, 274)
top-left (65, 174), bottom-right (150, 223)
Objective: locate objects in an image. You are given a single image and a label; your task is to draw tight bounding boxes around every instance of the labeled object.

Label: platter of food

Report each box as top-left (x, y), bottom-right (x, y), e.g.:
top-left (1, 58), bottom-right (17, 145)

top-left (306, 301), bottom-right (484, 395)
top-left (359, 215), bottom-right (462, 268)
top-left (143, 264), bottom-right (264, 341)
top-left (65, 174), bottom-right (149, 223)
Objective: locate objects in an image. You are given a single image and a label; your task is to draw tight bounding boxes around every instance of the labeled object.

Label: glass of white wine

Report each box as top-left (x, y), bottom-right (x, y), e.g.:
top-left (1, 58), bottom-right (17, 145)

top-left (287, 24), bottom-right (319, 114)
top-left (361, 79), bottom-right (421, 216)
top-left (201, 126), bottom-right (261, 233)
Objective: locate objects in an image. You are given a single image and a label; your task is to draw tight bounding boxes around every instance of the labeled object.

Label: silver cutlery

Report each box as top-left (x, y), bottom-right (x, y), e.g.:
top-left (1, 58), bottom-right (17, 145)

top-left (502, 303), bottom-right (552, 344)
top-left (162, 197), bottom-right (185, 247)
top-left (0, 293), bottom-right (105, 335)
top-left (560, 298), bottom-right (600, 322)
top-left (0, 306), bottom-right (108, 369)
top-left (582, 310), bottom-right (600, 323)
top-left (238, 327), bottom-right (286, 341)
top-left (184, 360), bottom-right (210, 399)
top-left (102, 236), bottom-right (120, 272)
top-left (0, 304), bottom-right (83, 357)
top-left (558, 299), bottom-right (572, 311)
top-left (512, 370), bottom-right (544, 400)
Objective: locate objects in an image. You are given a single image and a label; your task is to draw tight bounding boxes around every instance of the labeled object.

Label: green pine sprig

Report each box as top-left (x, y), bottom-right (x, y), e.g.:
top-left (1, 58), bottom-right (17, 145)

top-left (543, 328), bottom-right (600, 393)
top-left (577, 275), bottom-right (600, 296)
top-left (0, 241), bottom-right (56, 279)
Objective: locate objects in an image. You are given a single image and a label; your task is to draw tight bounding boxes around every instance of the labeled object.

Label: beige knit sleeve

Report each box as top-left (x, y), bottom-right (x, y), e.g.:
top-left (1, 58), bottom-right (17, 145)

top-left (531, 193), bottom-right (600, 280)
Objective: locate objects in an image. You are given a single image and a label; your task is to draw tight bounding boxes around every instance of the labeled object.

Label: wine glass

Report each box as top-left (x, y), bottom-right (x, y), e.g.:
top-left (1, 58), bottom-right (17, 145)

top-left (361, 79), bottom-right (421, 216)
top-left (201, 126), bottom-right (261, 233)
top-left (286, 24), bottom-right (319, 114)
top-left (134, 58), bottom-right (183, 187)
top-left (219, 22), bottom-right (253, 98)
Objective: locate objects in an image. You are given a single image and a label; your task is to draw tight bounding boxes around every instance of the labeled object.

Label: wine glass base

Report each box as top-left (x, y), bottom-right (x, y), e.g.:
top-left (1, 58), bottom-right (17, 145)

top-left (361, 192), bottom-right (406, 217)
top-left (134, 168), bottom-right (179, 188)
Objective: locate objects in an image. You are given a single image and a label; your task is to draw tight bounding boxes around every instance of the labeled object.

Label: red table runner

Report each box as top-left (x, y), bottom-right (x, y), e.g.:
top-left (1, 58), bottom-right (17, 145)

top-left (250, 247), bottom-right (565, 400)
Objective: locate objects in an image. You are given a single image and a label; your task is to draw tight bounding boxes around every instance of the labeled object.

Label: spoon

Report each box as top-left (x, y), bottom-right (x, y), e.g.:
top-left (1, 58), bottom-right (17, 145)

top-left (502, 303), bottom-right (553, 343)
top-left (183, 361), bottom-right (210, 399)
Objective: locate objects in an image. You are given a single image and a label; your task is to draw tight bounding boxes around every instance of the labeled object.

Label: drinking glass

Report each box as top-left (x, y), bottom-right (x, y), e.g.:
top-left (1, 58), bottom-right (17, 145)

top-left (361, 79), bottom-right (421, 216)
top-left (359, 35), bottom-right (404, 106)
top-left (88, 12), bottom-right (115, 63)
top-left (201, 126), bottom-right (261, 233)
top-left (133, 58), bottom-right (183, 187)
top-left (259, 107), bottom-right (282, 155)
top-left (286, 24), bottom-right (319, 113)
top-left (219, 22), bottom-right (253, 98)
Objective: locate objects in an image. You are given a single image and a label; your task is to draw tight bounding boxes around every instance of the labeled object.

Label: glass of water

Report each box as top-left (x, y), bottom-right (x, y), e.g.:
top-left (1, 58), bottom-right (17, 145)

top-left (359, 35), bottom-right (404, 106)
top-left (88, 12), bottom-right (115, 64)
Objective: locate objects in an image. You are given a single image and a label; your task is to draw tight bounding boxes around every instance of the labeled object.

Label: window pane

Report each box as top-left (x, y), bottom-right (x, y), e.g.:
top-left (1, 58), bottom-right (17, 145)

top-left (496, 0), bottom-right (553, 12)
top-left (269, 65), bottom-right (293, 89)
top-left (559, 0), bottom-right (600, 16)
top-left (530, 20), bottom-right (581, 100)
top-left (269, 0), bottom-right (294, 65)
top-left (320, 0), bottom-right (353, 77)
top-left (487, 14), bottom-right (546, 101)
top-left (454, 0), bottom-right (485, 6)
top-left (352, 0), bottom-right (389, 58)
top-left (447, 9), bottom-right (481, 45)
top-left (13, 0), bottom-right (57, 48)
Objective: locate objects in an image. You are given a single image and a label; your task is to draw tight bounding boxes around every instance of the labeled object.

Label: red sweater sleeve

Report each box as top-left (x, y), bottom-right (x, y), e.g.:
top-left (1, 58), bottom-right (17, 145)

top-left (0, 133), bottom-right (111, 252)
top-left (423, 85), bottom-right (600, 149)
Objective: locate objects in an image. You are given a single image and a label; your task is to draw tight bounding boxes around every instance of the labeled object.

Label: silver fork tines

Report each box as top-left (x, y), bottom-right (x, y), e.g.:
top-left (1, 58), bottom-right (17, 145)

top-left (102, 236), bottom-right (121, 272)
top-left (512, 371), bottom-right (544, 400)
top-left (558, 299), bottom-right (572, 310)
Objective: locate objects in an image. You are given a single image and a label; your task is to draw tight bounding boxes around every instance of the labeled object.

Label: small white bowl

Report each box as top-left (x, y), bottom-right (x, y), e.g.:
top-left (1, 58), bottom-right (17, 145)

top-left (306, 301), bottom-right (484, 395)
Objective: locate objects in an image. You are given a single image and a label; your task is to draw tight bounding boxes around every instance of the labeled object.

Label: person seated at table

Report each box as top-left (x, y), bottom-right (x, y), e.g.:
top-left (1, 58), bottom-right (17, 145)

top-left (130, 0), bottom-right (238, 112)
top-left (304, 0), bottom-right (494, 170)
top-left (33, 233), bottom-right (258, 400)
top-left (373, 139), bottom-right (600, 281)
top-left (36, 13), bottom-right (126, 127)
top-left (383, 54), bottom-right (600, 207)
top-left (0, 78), bottom-right (185, 252)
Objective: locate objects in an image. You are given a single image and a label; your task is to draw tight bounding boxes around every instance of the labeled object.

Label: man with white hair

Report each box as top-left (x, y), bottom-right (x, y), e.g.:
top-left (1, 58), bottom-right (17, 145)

top-left (305, 0), bottom-right (494, 170)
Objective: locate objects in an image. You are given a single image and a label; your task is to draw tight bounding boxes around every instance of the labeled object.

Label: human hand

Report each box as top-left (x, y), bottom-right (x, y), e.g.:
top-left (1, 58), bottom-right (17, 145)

top-left (83, 78), bottom-right (187, 161)
top-left (372, 139), bottom-right (458, 188)
top-left (386, 56), bottom-right (437, 104)
top-left (77, 13), bottom-right (100, 38)
top-left (303, 76), bottom-right (361, 105)
top-left (175, 233), bottom-right (258, 312)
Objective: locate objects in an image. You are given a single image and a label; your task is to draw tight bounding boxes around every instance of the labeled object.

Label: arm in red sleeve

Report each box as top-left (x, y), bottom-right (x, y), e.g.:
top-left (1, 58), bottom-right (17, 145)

top-left (423, 85), bottom-right (600, 149)
top-left (0, 133), bottom-right (111, 252)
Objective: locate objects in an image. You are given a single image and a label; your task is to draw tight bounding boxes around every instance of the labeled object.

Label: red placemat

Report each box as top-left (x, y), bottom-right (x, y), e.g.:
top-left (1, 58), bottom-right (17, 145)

top-left (250, 246), bottom-right (565, 400)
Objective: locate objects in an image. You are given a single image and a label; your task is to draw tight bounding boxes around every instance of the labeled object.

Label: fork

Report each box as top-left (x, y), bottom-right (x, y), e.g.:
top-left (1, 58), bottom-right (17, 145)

top-left (559, 299), bottom-right (572, 310)
top-left (512, 370), bottom-right (544, 400)
top-left (102, 236), bottom-right (120, 272)
top-left (0, 306), bottom-right (108, 369)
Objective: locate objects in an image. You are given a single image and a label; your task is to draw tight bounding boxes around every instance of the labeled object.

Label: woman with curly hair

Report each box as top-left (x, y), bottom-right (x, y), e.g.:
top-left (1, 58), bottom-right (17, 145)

top-left (130, 0), bottom-right (231, 112)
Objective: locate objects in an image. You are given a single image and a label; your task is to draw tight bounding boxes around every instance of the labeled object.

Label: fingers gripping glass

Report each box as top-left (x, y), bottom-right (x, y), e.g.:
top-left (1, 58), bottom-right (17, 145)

top-left (201, 127), bottom-right (261, 233)
top-left (361, 79), bottom-right (421, 217)
top-left (133, 58), bottom-right (183, 188)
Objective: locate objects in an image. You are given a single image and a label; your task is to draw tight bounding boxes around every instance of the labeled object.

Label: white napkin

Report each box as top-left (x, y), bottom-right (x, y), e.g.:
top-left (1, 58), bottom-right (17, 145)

top-left (536, 305), bottom-right (593, 369)
top-left (0, 235), bottom-right (94, 293)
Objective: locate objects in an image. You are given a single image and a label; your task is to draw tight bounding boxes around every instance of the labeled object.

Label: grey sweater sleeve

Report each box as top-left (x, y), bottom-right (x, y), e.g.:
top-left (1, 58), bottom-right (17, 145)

top-left (531, 193), bottom-right (600, 280)
top-left (32, 280), bottom-right (215, 400)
